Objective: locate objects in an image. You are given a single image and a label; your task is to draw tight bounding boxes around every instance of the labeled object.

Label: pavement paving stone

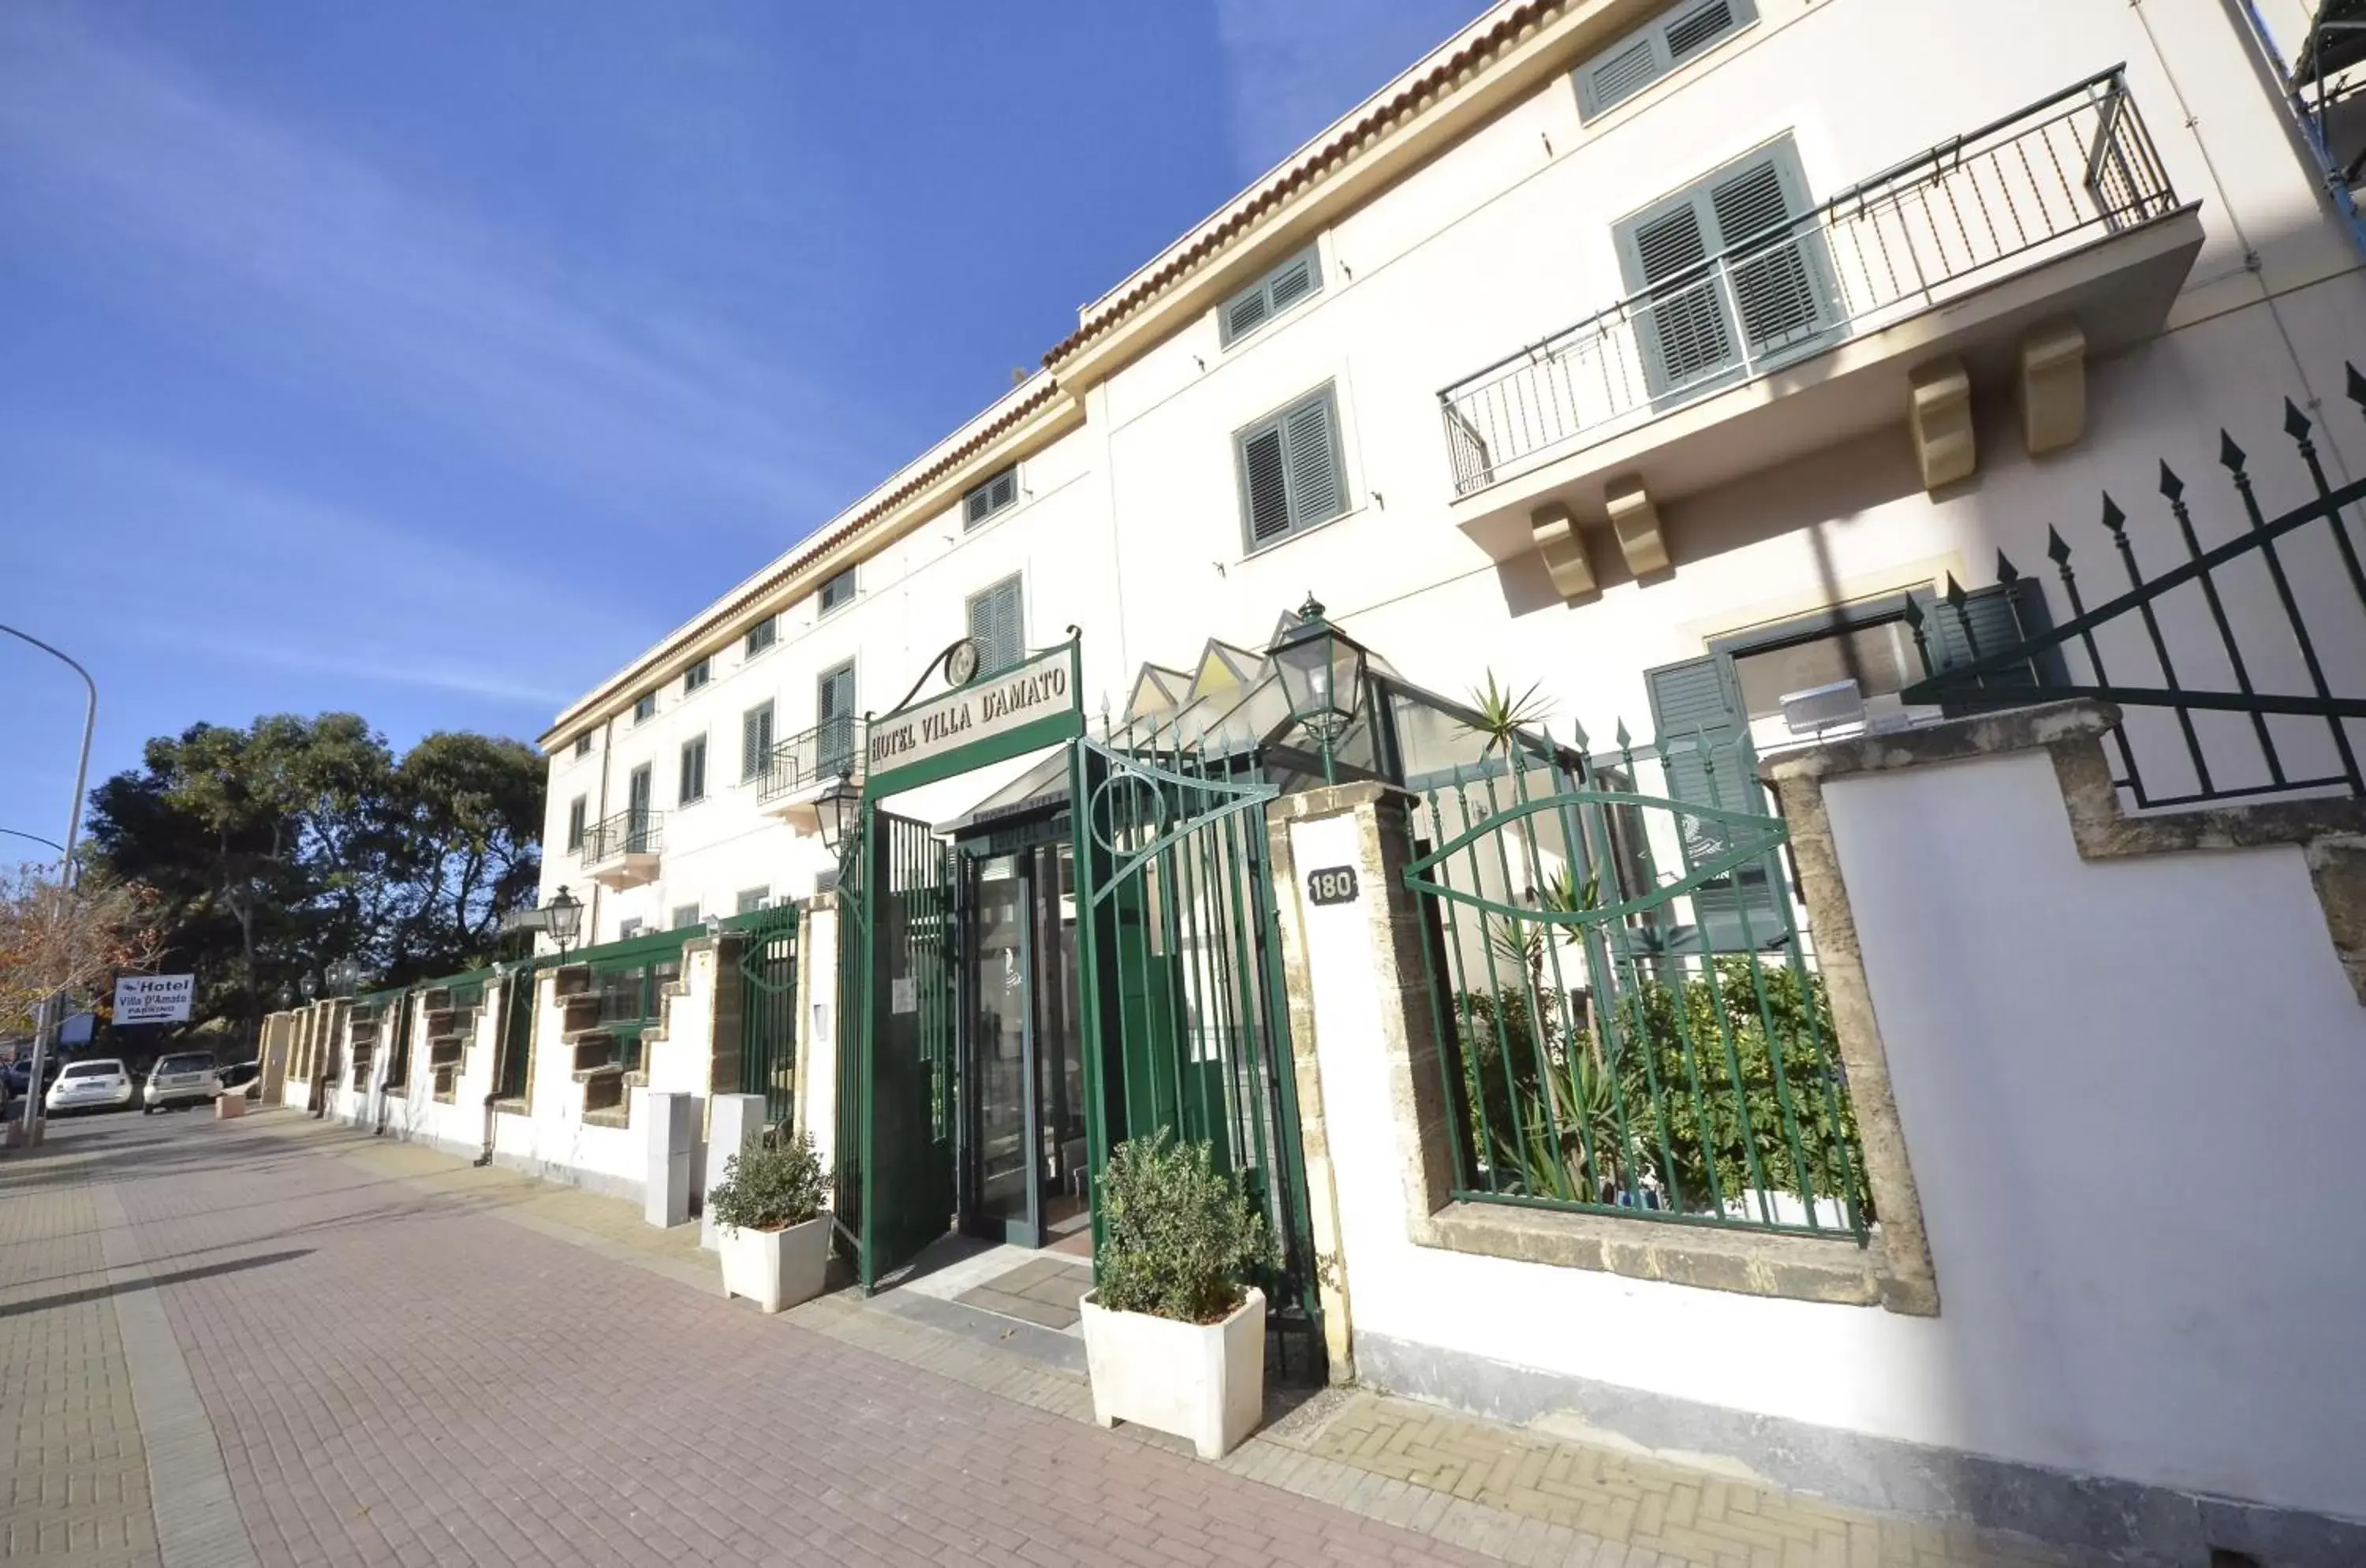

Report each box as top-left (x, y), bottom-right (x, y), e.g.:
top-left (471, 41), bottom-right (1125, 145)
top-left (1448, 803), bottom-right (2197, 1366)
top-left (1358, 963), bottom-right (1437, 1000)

top-left (4, 1107), bottom-right (2111, 1567)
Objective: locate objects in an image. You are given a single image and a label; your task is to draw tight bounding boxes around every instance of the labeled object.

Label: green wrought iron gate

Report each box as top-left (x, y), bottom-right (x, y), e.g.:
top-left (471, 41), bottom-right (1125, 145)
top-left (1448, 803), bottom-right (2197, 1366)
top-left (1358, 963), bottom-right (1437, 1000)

top-left (843, 808), bottom-right (959, 1291)
top-left (735, 902), bottom-right (799, 1130)
top-left (1399, 733), bottom-right (1870, 1242)
top-left (1070, 733), bottom-right (1325, 1371)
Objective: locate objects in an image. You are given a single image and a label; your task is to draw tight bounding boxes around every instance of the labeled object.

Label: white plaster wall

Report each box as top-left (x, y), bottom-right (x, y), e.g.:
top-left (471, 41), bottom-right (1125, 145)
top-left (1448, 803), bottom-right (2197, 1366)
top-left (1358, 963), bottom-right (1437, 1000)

top-left (797, 902), bottom-right (842, 1176)
top-left (1297, 759), bottom-right (2366, 1521)
top-left (1092, 0), bottom-right (2366, 769)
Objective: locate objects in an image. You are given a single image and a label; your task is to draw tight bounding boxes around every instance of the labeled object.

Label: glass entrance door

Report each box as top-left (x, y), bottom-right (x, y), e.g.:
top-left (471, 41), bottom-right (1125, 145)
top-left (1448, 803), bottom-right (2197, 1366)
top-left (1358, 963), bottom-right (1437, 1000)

top-left (961, 838), bottom-right (1089, 1248)
top-left (968, 856), bottom-right (1036, 1243)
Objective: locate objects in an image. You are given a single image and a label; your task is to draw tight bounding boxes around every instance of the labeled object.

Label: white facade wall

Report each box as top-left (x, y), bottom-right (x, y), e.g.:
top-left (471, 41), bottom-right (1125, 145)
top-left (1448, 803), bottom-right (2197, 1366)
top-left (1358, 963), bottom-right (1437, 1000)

top-left (1290, 779), bottom-right (2366, 1525)
top-left (543, 421), bottom-right (1118, 944)
top-left (537, 0), bottom-right (2366, 933)
top-left (1093, 0), bottom-right (2366, 758)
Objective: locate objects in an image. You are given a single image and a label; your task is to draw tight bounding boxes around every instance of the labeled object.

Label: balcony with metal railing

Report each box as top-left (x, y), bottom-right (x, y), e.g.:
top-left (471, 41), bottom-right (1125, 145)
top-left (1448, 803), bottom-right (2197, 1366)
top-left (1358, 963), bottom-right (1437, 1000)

top-left (755, 719), bottom-right (863, 831)
top-left (580, 808), bottom-right (662, 889)
top-left (1440, 69), bottom-right (2204, 567)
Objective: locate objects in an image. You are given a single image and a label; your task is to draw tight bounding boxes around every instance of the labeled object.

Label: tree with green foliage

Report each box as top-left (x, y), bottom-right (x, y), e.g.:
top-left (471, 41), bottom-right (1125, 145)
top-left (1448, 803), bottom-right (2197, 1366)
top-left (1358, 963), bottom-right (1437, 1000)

top-left (84, 714), bottom-right (543, 1050)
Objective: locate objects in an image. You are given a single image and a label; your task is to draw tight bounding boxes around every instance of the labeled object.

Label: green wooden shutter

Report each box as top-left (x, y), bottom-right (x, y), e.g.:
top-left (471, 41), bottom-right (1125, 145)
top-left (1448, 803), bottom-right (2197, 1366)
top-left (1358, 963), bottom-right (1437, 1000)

top-left (1282, 390), bottom-right (1343, 525)
top-left (1239, 420), bottom-right (1292, 544)
top-left (1704, 151), bottom-right (1827, 358)
top-left (679, 737), bottom-right (706, 804)
top-left (1622, 200), bottom-right (1735, 391)
top-left (968, 577), bottom-right (1023, 676)
top-left (1577, 0), bottom-right (1755, 120)
top-left (819, 664), bottom-right (855, 769)
top-left (1644, 657), bottom-right (1781, 949)
top-left (1917, 581), bottom-right (2058, 713)
top-left (566, 797), bottom-right (587, 851)
top-left (742, 701), bottom-right (773, 782)
top-left (1219, 248), bottom-right (1323, 346)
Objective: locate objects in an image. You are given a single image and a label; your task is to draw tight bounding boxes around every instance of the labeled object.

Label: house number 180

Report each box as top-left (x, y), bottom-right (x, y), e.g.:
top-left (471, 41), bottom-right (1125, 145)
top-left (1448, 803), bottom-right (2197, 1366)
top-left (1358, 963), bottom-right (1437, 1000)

top-left (1306, 866), bottom-right (1360, 906)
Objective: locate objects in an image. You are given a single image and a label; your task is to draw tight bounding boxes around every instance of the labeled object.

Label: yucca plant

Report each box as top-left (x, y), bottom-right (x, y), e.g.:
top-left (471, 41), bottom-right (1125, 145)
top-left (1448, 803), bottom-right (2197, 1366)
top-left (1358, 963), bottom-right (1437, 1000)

top-left (1462, 670), bottom-right (1551, 757)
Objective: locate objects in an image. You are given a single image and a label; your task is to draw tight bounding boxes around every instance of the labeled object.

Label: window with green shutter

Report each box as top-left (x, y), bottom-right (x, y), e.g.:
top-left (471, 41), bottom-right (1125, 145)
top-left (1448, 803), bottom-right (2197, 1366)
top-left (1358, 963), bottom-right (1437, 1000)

top-left (683, 657), bottom-right (711, 694)
top-left (741, 700), bottom-right (775, 782)
top-left (573, 734), bottom-right (593, 758)
top-left (963, 466), bottom-right (1018, 528)
top-left (633, 690), bottom-right (657, 725)
top-left (967, 576), bottom-right (1024, 678)
top-left (1644, 655), bottom-right (1784, 950)
top-left (1575, 0), bottom-right (1756, 120)
top-left (671, 903), bottom-right (701, 931)
top-left (818, 567), bottom-right (856, 616)
top-left (745, 615), bottom-right (778, 656)
top-left (1236, 384), bottom-right (1347, 553)
top-left (1218, 245), bottom-right (1323, 347)
top-left (736, 887), bottom-right (771, 915)
top-left (817, 661), bottom-right (856, 771)
top-left (1614, 136), bottom-right (1834, 398)
top-left (678, 734), bottom-right (707, 805)
top-left (565, 795), bottom-right (587, 852)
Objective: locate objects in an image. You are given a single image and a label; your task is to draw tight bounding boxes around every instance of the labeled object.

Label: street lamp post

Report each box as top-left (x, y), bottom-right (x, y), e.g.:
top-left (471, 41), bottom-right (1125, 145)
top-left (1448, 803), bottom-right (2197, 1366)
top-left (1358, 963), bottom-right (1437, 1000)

top-left (4, 623), bottom-right (97, 1144)
top-left (813, 768), bottom-right (863, 873)
top-left (1267, 595), bottom-right (1371, 787)
top-left (544, 886), bottom-right (582, 957)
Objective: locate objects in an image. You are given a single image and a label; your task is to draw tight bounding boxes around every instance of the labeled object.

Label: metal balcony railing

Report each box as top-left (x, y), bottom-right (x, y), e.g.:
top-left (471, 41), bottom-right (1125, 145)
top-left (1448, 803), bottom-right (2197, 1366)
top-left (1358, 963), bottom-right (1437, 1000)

top-left (580, 808), bottom-right (662, 866)
top-left (755, 719), bottom-right (864, 805)
top-left (1438, 69), bottom-right (2180, 495)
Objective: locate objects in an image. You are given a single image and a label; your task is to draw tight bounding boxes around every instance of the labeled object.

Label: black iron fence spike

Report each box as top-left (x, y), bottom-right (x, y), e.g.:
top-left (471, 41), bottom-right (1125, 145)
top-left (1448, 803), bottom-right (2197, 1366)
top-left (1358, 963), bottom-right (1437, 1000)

top-left (1996, 549), bottom-right (2020, 584)
top-left (1901, 594), bottom-right (1925, 625)
top-left (2158, 461), bottom-right (2182, 501)
top-left (2283, 398), bottom-right (2312, 441)
top-left (2045, 525), bottom-right (2073, 565)
top-left (2346, 361), bottom-right (2365, 413)
top-left (1943, 573), bottom-right (1966, 608)
top-left (2100, 493), bottom-right (2127, 534)
top-left (1612, 717), bottom-right (1631, 749)
top-left (2219, 430), bottom-right (2247, 472)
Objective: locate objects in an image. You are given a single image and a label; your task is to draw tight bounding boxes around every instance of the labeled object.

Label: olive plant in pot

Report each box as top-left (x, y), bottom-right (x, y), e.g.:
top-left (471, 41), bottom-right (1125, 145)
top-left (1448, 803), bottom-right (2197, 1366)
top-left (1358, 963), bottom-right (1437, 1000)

top-left (707, 1128), bottom-right (831, 1312)
top-left (1080, 1128), bottom-right (1275, 1459)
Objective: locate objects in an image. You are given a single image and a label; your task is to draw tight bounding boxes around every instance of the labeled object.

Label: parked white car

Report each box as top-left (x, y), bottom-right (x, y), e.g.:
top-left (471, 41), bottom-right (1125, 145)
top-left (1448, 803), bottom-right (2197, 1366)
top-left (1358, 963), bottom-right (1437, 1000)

top-left (143, 1051), bottom-right (222, 1114)
top-left (46, 1058), bottom-right (135, 1114)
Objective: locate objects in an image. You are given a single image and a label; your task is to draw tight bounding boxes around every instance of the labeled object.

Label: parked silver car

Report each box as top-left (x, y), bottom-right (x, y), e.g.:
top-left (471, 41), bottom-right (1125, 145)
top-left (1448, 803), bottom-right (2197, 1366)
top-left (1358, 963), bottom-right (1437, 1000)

top-left (144, 1051), bottom-right (222, 1113)
top-left (46, 1058), bottom-right (135, 1114)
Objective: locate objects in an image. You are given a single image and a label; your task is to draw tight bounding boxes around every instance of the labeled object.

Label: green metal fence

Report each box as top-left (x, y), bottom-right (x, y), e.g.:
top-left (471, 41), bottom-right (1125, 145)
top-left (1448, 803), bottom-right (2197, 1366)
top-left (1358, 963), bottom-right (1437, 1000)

top-left (1401, 724), bottom-right (1870, 1243)
top-left (1073, 725), bottom-right (1324, 1367)
top-left (576, 930), bottom-right (685, 1073)
top-left (493, 961), bottom-right (539, 1101)
top-left (726, 903), bottom-right (800, 1129)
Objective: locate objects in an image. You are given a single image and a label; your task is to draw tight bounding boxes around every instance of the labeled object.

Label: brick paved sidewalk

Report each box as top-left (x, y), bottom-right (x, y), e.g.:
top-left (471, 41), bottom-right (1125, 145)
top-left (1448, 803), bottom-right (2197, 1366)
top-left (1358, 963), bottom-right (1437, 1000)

top-left (4, 1108), bottom-right (2089, 1567)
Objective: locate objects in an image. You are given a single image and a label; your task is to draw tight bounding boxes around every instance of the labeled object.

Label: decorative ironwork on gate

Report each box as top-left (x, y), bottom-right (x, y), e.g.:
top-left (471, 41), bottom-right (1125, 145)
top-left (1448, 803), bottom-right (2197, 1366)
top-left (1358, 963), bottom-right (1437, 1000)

top-left (1901, 368), bottom-right (2366, 807)
top-left (730, 902), bottom-right (800, 1130)
top-left (1073, 725), bottom-right (1327, 1370)
top-left (844, 810), bottom-right (957, 1292)
top-left (1401, 726), bottom-right (1871, 1244)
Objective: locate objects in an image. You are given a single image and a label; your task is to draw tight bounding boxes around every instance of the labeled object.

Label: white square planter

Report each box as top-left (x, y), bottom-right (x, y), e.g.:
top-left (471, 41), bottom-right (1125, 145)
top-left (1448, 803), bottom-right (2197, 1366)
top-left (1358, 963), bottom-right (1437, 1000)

top-left (1080, 1286), bottom-right (1265, 1459)
top-left (717, 1213), bottom-right (831, 1312)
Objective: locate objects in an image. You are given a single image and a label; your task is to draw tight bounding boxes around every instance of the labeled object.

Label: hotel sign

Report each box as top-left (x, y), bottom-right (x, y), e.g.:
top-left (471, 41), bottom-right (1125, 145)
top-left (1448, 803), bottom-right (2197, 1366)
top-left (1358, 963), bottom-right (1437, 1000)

top-left (864, 643), bottom-right (1084, 798)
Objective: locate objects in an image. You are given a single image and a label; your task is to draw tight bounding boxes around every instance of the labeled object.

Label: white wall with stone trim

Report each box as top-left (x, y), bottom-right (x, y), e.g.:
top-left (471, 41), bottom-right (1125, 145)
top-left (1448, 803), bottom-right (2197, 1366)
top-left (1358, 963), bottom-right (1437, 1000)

top-left (1284, 770), bottom-right (2366, 1531)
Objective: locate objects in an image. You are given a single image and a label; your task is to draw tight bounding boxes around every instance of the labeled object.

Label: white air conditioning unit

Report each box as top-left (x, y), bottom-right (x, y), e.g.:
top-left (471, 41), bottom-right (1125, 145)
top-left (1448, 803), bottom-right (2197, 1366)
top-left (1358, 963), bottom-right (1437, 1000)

top-left (1780, 679), bottom-right (1866, 737)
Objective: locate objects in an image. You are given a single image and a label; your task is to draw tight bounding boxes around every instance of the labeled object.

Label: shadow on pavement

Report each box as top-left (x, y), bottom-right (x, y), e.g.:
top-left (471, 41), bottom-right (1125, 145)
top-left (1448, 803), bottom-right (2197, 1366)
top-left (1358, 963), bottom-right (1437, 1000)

top-left (0, 1247), bottom-right (313, 1319)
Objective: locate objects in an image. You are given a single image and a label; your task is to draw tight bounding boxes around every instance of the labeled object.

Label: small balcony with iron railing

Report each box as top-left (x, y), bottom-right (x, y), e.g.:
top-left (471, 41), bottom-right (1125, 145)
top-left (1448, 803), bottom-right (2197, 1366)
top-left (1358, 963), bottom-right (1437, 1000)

top-left (1440, 69), bottom-right (2204, 580)
top-left (754, 719), bottom-right (863, 833)
top-left (580, 808), bottom-right (662, 890)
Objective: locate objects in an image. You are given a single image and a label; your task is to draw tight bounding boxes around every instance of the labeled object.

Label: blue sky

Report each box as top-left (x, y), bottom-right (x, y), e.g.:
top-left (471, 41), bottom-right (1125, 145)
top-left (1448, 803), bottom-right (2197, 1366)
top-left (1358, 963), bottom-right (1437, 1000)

top-left (0, 0), bottom-right (1476, 853)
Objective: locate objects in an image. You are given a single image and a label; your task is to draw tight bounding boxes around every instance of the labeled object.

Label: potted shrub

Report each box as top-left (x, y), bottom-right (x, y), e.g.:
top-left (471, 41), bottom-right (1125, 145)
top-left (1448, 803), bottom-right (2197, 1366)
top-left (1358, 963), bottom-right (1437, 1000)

top-left (707, 1128), bottom-right (831, 1313)
top-left (1080, 1128), bottom-right (1274, 1459)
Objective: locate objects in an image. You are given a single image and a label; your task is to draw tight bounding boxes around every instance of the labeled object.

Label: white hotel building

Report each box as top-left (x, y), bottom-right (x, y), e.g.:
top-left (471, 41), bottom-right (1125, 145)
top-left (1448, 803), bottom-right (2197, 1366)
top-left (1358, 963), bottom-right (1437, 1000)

top-left (497, 0), bottom-right (2366, 1559)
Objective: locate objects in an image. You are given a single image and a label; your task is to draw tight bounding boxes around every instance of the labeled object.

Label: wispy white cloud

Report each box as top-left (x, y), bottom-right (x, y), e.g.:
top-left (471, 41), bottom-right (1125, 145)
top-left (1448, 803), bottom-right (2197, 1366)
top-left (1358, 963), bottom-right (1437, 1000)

top-left (2, 434), bottom-right (659, 715)
top-left (1212, 0), bottom-right (1483, 181)
top-left (0, 5), bottom-right (863, 532)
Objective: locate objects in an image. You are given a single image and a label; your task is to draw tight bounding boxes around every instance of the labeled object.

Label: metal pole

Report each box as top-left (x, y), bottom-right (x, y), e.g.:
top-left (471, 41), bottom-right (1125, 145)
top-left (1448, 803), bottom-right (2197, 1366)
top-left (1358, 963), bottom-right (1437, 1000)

top-left (0, 827), bottom-right (66, 857)
top-left (3, 623), bottom-right (97, 1144)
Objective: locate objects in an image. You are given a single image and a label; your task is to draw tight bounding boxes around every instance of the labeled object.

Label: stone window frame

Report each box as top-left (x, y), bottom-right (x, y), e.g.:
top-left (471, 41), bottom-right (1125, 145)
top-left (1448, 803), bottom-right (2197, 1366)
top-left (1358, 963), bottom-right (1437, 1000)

top-left (1265, 778), bottom-right (1939, 1317)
